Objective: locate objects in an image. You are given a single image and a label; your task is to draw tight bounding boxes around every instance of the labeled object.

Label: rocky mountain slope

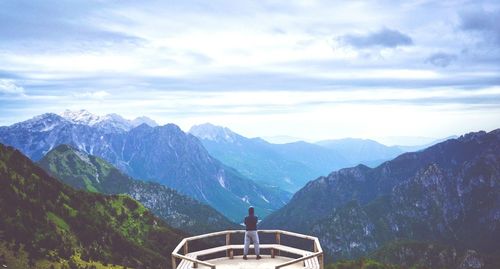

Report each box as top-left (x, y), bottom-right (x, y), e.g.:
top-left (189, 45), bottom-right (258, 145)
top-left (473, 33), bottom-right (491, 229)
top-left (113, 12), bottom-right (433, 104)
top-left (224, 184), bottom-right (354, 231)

top-left (190, 123), bottom-right (348, 192)
top-left (38, 144), bottom-right (237, 234)
top-left (0, 143), bottom-right (185, 269)
top-left (190, 123), bottom-right (444, 192)
top-left (262, 129), bottom-right (500, 268)
top-left (0, 112), bottom-right (290, 222)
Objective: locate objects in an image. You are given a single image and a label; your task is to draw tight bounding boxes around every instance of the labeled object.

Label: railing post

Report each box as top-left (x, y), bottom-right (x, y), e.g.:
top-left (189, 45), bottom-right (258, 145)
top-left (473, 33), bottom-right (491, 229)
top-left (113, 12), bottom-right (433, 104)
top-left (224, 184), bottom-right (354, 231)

top-left (171, 256), bottom-right (177, 269)
top-left (275, 232), bottom-right (281, 257)
top-left (184, 241), bottom-right (189, 255)
top-left (226, 232), bottom-right (233, 259)
top-left (319, 253), bottom-right (324, 269)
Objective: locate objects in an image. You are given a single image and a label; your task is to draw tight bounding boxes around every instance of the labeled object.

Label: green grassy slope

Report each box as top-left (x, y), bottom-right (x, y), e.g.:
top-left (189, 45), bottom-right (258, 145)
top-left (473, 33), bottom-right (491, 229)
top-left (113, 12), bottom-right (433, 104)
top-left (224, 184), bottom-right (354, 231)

top-left (0, 143), bottom-right (185, 269)
top-left (38, 144), bottom-right (238, 234)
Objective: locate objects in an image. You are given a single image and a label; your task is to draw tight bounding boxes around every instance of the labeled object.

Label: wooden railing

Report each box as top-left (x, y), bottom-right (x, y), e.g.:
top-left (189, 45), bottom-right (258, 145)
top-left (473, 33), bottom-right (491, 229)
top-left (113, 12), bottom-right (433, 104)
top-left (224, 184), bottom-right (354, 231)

top-left (171, 230), bottom-right (323, 269)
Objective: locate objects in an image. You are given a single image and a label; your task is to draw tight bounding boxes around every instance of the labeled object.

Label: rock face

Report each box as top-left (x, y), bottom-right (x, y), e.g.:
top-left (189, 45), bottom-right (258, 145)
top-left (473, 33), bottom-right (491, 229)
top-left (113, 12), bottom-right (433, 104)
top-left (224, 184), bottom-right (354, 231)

top-left (190, 123), bottom-right (348, 192)
top-left (0, 113), bottom-right (291, 222)
top-left (262, 129), bottom-right (500, 268)
top-left (38, 145), bottom-right (237, 234)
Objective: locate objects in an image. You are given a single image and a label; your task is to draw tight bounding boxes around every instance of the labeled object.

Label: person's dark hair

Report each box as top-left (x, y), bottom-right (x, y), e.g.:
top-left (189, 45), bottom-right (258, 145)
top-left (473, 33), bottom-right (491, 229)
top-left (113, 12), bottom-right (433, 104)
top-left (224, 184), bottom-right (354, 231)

top-left (248, 206), bottom-right (254, 215)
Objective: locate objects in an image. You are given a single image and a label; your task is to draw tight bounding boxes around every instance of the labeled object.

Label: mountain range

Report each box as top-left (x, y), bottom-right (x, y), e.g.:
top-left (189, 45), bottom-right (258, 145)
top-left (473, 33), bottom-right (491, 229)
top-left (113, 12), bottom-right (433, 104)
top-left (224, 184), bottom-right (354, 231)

top-left (262, 129), bottom-right (500, 268)
top-left (190, 123), bottom-right (347, 191)
top-left (38, 144), bottom-right (237, 234)
top-left (189, 123), bottom-right (446, 192)
top-left (1, 110), bottom-right (498, 269)
top-left (0, 143), bottom-right (185, 269)
top-left (0, 111), bottom-right (290, 222)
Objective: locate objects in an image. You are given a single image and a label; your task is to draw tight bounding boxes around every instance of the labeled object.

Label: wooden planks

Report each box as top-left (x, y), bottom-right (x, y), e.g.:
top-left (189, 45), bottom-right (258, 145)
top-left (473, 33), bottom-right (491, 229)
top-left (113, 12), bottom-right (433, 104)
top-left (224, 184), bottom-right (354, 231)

top-left (189, 244), bottom-right (311, 258)
top-left (177, 253), bottom-right (197, 269)
top-left (304, 253), bottom-right (320, 269)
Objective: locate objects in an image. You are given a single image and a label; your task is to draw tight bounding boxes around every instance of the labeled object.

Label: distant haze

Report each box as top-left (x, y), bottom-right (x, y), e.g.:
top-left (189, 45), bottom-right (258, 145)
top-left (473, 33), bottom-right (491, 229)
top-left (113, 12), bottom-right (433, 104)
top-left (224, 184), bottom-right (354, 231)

top-left (373, 136), bottom-right (441, 147)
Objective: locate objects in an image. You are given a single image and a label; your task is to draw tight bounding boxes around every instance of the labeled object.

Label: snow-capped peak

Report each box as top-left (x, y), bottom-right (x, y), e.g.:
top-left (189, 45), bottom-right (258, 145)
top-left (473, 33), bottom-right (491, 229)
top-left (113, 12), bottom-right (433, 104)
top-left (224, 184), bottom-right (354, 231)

top-left (59, 109), bottom-right (158, 132)
top-left (11, 113), bottom-right (68, 132)
top-left (60, 109), bottom-right (102, 126)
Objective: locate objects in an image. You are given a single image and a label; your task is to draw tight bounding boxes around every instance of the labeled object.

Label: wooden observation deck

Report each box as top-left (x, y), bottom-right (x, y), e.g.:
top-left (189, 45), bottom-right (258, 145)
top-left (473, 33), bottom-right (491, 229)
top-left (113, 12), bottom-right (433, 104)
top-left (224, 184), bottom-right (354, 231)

top-left (171, 230), bottom-right (323, 269)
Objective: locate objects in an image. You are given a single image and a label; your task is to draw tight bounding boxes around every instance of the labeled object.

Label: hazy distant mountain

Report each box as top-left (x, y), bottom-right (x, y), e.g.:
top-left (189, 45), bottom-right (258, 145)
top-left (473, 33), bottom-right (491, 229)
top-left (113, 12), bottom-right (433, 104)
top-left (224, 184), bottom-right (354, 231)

top-left (0, 143), bottom-right (185, 268)
top-left (131, 116), bottom-right (159, 128)
top-left (270, 141), bottom-right (348, 176)
top-left (189, 123), bottom-right (240, 142)
top-left (317, 137), bottom-right (459, 167)
top-left (396, 135), bottom-right (458, 152)
top-left (262, 129), bottom-right (500, 268)
top-left (39, 144), bottom-right (237, 234)
top-left (190, 123), bottom-right (348, 192)
top-left (262, 135), bottom-right (304, 144)
top-left (316, 138), bottom-right (403, 167)
top-left (0, 113), bottom-right (290, 222)
top-left (191, 124), bottom-right (456, 194)
top-left (60, 109), bottom-right (158, 133)
top-left (375, 136), bottom-right (442, 146)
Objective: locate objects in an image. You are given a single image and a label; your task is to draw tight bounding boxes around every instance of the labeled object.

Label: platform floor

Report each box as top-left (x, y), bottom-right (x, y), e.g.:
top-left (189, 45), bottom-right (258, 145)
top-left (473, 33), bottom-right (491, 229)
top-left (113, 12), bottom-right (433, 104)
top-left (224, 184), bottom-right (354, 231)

top-left (188, 255), bottom-right (305, 269)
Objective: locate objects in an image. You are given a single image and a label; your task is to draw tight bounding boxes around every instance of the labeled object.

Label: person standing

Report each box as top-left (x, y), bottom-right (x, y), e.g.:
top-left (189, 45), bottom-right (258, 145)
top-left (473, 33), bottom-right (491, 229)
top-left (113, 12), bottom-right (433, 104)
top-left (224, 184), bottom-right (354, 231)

top-left (243, 206), bottom-right (261, 260)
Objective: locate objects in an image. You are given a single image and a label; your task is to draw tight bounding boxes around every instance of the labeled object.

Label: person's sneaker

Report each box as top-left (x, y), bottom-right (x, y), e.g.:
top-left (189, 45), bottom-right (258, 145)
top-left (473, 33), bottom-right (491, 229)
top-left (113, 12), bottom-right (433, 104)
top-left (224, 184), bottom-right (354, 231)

top-left (256, 255), bottom-right (262, 260)
top-left (243, 256), bottom-right (247, 260)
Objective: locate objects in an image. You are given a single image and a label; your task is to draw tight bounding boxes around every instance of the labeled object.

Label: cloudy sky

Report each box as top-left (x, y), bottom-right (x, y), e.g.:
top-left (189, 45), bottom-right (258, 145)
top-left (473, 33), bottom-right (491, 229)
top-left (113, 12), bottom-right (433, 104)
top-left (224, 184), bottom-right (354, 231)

top-left (1, 0), bottom-right (499, 144)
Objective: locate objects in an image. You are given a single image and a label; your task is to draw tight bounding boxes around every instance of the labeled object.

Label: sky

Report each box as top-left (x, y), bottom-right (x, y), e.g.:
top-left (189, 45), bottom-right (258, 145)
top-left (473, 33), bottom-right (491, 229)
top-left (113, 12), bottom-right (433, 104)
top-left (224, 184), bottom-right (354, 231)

top-left (0, 0), bottom-right (499, 144)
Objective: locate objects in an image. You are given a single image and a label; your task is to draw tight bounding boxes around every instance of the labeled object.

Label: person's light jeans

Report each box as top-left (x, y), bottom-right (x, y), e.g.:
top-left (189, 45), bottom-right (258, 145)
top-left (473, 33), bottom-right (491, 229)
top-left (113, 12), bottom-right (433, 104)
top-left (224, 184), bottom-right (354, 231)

top-left (243, 230), bottom-right (260, 256)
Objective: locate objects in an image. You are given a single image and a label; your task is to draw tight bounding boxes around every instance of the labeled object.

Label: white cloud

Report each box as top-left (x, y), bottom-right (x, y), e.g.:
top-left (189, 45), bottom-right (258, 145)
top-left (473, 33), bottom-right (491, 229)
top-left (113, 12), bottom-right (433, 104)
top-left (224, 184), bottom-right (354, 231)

top-left (74, 91), bottom-right (111, 99)
top-left (0, 0), bottom-right (499, 140)
top-left (0, 79), bottom-right (25, 95)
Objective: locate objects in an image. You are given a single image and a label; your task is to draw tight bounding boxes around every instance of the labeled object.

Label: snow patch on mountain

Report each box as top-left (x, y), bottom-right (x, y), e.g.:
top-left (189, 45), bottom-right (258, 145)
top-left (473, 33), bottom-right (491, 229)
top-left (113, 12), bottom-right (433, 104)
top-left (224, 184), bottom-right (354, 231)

top-left (60, 109), bottom-right (158, 132)
top-left (217, 174), bottom-right (226, 188)
top-left (61, 109), bottom-right (102, 126)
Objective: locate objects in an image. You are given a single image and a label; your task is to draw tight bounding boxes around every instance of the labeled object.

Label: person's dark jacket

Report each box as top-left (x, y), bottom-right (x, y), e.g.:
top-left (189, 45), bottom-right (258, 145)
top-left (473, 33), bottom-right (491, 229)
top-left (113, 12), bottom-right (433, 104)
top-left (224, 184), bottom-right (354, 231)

top-left (244, 215), bottom-right (258, 231)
